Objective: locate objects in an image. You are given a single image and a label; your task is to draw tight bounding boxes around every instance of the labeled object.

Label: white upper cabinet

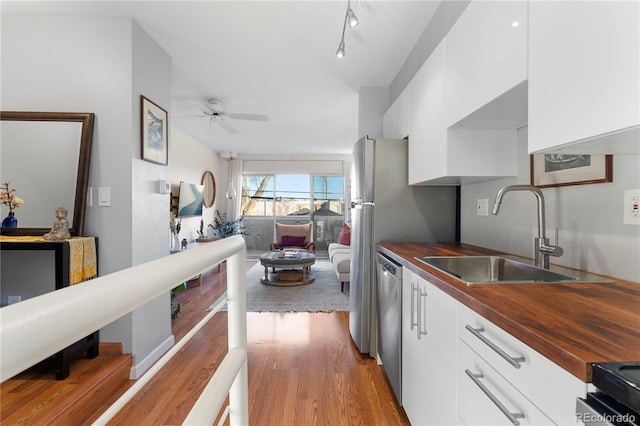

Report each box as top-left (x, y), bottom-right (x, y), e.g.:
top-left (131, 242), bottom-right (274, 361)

top-left (382, 105), bottom-right (394, 139)
top-left (383, 90), bottom-right (409, 140)
top-left (445, 0), bottom-right (528, 129)
top-left (408, 39), bottom-right (447, 185)
top-left (407, 38), bottom-right (518, 186)
top-left (528, 1), bottom-right (640, 154)
top-left (395, 90), bottom-right (409, 139)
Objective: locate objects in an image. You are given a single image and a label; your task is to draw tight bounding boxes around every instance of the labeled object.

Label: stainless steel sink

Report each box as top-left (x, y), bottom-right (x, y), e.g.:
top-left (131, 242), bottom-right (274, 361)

top-left (414, 256), bottom-right (611, 284)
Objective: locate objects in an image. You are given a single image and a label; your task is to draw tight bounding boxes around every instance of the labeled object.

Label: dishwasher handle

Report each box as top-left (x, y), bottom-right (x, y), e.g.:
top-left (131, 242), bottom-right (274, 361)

top-left (376, 252), bottom-right (402, 279)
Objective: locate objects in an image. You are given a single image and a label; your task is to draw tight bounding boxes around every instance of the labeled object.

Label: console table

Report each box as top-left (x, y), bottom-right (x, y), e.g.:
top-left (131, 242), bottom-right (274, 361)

top-left (0, 236), bottom-right (99, 379)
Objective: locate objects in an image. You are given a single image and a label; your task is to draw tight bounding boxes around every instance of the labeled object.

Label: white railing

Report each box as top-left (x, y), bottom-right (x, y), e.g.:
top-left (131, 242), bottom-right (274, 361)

top-left (0, 235), bottom-right (248, 425)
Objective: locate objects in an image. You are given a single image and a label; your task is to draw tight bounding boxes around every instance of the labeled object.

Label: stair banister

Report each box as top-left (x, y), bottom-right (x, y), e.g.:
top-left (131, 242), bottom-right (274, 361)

top-left (0, 235), bottom-right (248, 425)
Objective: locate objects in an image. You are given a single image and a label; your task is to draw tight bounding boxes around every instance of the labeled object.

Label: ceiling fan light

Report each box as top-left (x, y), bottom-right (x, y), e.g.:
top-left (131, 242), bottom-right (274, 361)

top-left (347, 9), bottom-right (359, 28)
top-left (336, 40), bottom-right (346, 58)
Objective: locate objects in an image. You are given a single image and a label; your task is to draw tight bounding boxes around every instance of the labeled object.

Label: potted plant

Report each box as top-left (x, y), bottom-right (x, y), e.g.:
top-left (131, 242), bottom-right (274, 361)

top-left (209, 210), bottom-right (247, 238)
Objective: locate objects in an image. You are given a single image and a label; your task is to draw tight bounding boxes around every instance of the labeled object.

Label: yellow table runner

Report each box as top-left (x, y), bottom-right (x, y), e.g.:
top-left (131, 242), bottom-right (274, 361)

top-left (0, 236), bottom-right (97, 285)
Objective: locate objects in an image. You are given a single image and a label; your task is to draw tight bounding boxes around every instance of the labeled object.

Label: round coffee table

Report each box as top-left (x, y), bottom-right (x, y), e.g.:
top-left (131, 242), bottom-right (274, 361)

top-left (259, 250), bottom-right (316, 286)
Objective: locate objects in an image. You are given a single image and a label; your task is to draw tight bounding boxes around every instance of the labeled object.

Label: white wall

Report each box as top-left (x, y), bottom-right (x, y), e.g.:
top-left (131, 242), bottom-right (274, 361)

top-left (358, 87), bottom-right (389, 140)
top-left (169, 128), bottom-right (225, 242)
top-left (461, 127), bottom-right (640, 282)
top-left (1, 14), bottom-right (177, 375)
top-left (130, 20), bottom-right (173, 376)
top-left (390, 0), bottom-right (470, 103)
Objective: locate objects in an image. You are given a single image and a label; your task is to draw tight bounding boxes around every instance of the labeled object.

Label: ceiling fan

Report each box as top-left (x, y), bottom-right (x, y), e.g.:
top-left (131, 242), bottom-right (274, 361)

top-left (178, 98), bottom-right (269, 134)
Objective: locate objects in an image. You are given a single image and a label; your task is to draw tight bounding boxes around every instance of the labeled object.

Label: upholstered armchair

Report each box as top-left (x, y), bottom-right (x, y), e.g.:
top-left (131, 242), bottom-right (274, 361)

top-left (270, 222), bottom-right (315, 253)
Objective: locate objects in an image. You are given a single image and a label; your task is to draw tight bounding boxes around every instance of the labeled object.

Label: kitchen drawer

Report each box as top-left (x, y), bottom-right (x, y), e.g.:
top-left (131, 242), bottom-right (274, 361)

top-left (458, 339), bottom-right (554, 426)
top-left (458, 303), bottom-right (585, 425)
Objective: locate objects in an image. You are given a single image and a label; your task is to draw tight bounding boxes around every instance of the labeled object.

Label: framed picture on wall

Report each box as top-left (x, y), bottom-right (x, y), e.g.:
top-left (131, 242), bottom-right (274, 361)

top-left (530, 154), bottom-right (613, 188)
top-left (141, 95), bottom-right (168, 165)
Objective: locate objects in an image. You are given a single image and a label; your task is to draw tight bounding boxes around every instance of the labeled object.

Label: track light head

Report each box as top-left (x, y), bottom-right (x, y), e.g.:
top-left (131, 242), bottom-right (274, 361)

top-left (336, 40), bottom-right (346, 58)
top-left (347, 8), bottom-right (359, 28)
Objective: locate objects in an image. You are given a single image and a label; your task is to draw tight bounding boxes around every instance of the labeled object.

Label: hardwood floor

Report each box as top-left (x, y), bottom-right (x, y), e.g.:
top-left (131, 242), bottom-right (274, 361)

top-left (3, 262), bottom-right (409, 425)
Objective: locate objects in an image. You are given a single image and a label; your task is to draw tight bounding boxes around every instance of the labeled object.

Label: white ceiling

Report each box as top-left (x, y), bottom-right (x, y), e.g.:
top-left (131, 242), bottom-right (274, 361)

top-left (3, 1), bottom-right (441, 155)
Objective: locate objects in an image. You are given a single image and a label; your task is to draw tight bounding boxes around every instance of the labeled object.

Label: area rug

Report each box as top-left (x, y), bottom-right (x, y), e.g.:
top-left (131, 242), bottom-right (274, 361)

top-left (231, 259), bottom-right (349, 312)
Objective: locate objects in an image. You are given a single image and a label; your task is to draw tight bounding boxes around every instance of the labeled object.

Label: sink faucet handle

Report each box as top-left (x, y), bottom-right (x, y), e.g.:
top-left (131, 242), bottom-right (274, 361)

top-left (544, 228), bottom-right (564, 257)
top-left (539, 244), bottom-right (564, 257)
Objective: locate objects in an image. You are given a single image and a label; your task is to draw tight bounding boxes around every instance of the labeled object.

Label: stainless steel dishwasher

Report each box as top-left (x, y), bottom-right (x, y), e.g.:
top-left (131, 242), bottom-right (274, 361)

top-left (376, 251), bottom-right (403, 404)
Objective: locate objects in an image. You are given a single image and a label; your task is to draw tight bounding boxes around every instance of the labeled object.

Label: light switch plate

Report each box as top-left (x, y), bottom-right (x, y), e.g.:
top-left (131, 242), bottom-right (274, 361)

top-left (158, 179), bottom-right (171, 194)
top-left (477, 199), bottom-right (489, 216)
top-left (623, 189), bottom-right (640, 225)
top-left (98, 187), bottom-right (111, 207)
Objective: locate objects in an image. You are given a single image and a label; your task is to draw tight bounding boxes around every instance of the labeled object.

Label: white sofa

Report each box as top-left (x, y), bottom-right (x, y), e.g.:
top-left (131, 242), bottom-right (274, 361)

top-left (328, 242), bottom-right (350, 292)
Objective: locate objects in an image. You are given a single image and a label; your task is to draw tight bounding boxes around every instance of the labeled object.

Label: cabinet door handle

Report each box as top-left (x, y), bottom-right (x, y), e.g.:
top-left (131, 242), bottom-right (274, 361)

top-left (416, 283), bottom-right (423, 340)
top-left (465, 369), bottom-right (525, 426)
top-left (410, 282), bottom-right (419, 331)
top-left (465, 325), bottom-right (525, 369)
top-left (419, 288), bottom-right (428, 337)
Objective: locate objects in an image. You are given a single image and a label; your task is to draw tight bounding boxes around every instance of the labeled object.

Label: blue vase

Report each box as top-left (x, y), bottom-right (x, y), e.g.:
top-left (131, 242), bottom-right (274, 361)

top-left (2, 211), bottom-right (17, 228)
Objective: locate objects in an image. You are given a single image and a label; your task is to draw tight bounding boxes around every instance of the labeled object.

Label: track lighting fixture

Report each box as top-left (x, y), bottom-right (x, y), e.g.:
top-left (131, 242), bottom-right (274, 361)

top-left (336, 0), bottom-right (359, 58)
top-left (347, 7), bottom-right (359, 28)
top-left (336, 40), bottom-right (346, 58)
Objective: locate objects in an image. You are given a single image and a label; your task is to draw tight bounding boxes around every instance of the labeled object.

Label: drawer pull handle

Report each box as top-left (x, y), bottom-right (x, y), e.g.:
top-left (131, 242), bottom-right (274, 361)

top-left (465, 369), bottom-right (525, 426)
top-left (465, 325), bottom-right (525, 369)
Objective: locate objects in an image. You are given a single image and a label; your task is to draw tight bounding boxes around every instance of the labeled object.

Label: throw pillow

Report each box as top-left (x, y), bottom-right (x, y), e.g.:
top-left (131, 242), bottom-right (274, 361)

top-left (338, 224), bottom-right (351, 245)
top-left (281, 235), bottom-right (306, 247)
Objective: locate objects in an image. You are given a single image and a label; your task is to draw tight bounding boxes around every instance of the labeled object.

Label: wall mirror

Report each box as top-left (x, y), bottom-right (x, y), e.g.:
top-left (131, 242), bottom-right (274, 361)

top-left (0, 111), bottom-right (94, 236)
top-left (201, 170), bottom-right (216, 208)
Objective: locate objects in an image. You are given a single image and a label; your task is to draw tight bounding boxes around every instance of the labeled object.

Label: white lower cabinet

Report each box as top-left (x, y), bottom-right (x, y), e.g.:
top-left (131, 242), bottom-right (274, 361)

top-left (457, 303), bottom-right (586, 426)
top-left (402, 268), bottom-right (457, 425)
top-left (400, 266), bottom-right (587, 426)
top-left (458, 340), bottom-right (554, 425)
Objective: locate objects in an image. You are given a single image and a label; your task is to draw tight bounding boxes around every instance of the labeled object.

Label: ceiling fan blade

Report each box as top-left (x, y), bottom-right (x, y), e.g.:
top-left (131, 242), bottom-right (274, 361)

top-left (173, 114), bottom-right (209, 119)
top-left (181, 98), bottom-right (212, 114)
top-left (217, 120), bottom-right (239, 134)
top-left (226, 112), bottom-right (269, 122)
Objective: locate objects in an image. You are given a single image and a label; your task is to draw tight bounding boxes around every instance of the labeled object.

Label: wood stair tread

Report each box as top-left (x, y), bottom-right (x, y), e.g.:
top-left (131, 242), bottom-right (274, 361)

top-left (1, 343), bottom-right (132, 425)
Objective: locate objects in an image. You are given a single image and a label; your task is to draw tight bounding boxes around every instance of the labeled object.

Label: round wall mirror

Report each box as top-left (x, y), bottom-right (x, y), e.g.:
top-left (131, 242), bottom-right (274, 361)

top-left (201, 171), bottom-right (216, 208)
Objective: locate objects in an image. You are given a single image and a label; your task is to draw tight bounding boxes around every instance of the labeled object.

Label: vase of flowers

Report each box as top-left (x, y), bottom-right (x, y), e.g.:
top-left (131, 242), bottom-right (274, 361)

top-left (170, 212), bottom-right (182, 250)
top-left (1, 182), bottom-right (24, 228)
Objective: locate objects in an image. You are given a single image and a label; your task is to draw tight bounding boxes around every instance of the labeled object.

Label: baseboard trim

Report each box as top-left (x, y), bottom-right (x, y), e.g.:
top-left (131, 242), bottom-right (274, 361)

top-left (129, 334), bottom-right (175, 379)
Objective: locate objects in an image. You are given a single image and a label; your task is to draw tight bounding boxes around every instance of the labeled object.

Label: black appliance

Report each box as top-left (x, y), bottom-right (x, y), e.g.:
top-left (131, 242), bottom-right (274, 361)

top-left (577, 362), bottom-right (640, 426)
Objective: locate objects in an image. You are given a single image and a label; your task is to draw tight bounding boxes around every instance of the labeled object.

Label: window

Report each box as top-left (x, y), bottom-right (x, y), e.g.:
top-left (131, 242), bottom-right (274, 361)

top-left (241, 174), bottom-right (345, 251)
top-left (241, 175), bottom-right (274, 216)
top-left (313, 176), bottom-right (345, 215)
top-left (274, 174), bottom-right (311, 216)
top-left (242, 174), bottom-right (344, 217)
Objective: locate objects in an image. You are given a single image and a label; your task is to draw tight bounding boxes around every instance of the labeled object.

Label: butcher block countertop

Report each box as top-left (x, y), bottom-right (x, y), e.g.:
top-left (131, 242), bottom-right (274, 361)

top-left (377, 242), bottom-right (640, 383)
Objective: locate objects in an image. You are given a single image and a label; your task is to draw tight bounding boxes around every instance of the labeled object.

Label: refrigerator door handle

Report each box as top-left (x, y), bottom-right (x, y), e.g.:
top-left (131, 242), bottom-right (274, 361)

top-left (350, 201), bottom-right (375, 208)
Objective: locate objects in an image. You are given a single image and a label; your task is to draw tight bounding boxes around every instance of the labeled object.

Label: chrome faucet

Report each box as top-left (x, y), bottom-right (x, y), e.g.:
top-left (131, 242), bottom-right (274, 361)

top-left (491, 185), bottom-right (563, 269)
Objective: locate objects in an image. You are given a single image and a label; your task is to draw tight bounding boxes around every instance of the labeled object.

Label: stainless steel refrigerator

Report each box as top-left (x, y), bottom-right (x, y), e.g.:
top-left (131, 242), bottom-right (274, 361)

top-left (349, 136), bottom-right (457, 356)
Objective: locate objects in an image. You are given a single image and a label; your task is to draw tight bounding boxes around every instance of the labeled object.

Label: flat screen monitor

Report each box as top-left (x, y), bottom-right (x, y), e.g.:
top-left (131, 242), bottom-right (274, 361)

top-left (177, 181), bottom-right (204, 217)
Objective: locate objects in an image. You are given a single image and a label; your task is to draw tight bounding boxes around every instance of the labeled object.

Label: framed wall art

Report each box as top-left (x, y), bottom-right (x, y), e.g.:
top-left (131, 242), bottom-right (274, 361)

top-left (530, 154), bottom-right (613, 188)
top-left (141, 95), bottom-right (168, 165)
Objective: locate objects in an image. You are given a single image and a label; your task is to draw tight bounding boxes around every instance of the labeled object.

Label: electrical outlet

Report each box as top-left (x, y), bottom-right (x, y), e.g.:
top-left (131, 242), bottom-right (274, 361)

top-left (623, 189), bottom-right (640, 225)
top-left (8, 295), bottom-right (21, 304)
top-left (477, 199), bottom-right (489, 216)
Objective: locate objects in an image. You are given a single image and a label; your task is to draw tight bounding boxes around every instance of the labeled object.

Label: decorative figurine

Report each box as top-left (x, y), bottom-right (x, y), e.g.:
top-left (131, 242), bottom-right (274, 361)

top-left (43, 207), bottom-right (71, 240)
